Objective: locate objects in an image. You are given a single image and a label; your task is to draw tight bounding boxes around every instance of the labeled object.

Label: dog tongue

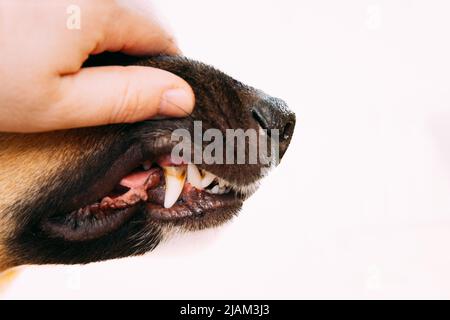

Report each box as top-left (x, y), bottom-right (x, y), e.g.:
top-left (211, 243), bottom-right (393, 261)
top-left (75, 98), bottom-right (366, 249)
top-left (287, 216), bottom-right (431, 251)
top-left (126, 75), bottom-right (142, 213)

top-left (119, 155), bottom-right (183, 190)
top-left (119, 169), bottom-right (160, 189)
top-left (100, 169), bottom-right (161, 210)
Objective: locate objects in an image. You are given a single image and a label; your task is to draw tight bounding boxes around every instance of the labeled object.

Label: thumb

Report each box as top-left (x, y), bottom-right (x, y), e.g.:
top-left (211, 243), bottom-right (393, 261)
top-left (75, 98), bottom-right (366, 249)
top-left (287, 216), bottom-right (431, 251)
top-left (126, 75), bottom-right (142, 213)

top-left (54, 65), bottom-right (195, 129)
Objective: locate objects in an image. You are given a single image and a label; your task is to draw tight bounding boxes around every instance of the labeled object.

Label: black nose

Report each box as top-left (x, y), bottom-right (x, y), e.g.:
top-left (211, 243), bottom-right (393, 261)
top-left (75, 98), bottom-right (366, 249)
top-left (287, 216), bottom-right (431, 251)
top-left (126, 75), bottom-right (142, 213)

top-left (251, 96), bottom-right (296, 160)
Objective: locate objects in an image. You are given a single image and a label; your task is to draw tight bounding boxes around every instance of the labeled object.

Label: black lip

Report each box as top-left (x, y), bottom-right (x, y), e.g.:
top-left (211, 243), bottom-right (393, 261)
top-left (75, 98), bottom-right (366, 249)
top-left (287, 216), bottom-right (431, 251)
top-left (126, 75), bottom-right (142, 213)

top-left (42, 204), bottom-right (140, 242)
top-left (146, 186), bottom-right (242, 221)
top-left (41, 134), bottom-right (247, 241)
top-left (66, 143), bottom-right (144, 213)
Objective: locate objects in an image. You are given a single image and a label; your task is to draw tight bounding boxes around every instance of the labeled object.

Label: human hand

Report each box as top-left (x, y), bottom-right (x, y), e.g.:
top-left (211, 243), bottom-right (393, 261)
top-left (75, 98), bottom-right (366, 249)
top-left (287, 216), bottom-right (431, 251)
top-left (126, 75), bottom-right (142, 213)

top-left (0, 0), bottom-right (195, 133)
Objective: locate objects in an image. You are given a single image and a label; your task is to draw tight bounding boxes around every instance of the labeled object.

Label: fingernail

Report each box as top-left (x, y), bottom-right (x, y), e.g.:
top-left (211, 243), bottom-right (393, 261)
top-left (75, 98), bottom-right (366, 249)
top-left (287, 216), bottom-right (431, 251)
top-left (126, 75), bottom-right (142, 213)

top-left (160, 88), bottom-right (194, 117)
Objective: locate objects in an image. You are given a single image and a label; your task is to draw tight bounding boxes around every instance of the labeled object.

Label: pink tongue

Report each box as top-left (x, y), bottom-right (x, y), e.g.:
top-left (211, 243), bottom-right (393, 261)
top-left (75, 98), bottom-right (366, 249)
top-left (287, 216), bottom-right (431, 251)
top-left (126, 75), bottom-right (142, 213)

top-left (119, 170), bottom-right (155, 189)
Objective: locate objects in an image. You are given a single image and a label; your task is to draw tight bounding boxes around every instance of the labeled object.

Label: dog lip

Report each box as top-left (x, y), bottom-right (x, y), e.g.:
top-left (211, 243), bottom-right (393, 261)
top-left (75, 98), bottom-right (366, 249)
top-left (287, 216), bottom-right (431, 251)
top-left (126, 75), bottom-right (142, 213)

top-left (144, 182), bottom-right (242, 221)
top-left (42, 175), bottom-right (243, 242)
top-left (92, 169), bottom-right (243, 222)
top-left (42, 205), bottom-right (140, 242)
top-left (41, 136), bottom-right (248, 241)
top-left (39, 142), bottom-right (149, 242)
top-left (67, 143), bottom-right (145, 214)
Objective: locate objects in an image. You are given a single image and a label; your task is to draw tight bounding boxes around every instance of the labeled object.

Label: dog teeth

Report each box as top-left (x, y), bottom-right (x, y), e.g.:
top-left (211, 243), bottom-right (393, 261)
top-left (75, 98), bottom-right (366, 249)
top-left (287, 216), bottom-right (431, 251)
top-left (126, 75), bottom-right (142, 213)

top-left (210, 185), bottom-right (220, 194)
top-left (158, 163), bottom-right (233, 209)
top-left (200, 170), bottom-right (216, 188)
top-left (206, 185), bottom-right (230, 195)
top-left (186, 164), bottom-right (221, 189)
top-left (186, 163), bottom-right (203, 189)
top-left (163, 166), bottom-right (186, 208)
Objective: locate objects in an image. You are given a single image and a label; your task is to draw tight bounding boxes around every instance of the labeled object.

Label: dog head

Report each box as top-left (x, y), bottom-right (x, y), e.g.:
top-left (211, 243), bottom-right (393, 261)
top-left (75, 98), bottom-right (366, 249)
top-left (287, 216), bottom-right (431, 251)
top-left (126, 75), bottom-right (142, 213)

top-left (0, 55), bottom-right (295, 271)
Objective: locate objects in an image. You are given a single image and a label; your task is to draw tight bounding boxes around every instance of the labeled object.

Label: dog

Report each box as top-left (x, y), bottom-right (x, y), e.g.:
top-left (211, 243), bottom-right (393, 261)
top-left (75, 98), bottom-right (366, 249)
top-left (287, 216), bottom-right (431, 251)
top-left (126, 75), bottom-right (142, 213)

top-left (0, 54), bottom-right (295, 272)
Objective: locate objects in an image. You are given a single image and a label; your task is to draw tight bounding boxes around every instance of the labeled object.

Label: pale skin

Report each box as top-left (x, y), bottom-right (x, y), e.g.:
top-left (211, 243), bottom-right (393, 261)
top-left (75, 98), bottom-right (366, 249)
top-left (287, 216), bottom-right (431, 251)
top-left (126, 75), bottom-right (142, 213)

top-left (0, 0), bottom-right (195, 133)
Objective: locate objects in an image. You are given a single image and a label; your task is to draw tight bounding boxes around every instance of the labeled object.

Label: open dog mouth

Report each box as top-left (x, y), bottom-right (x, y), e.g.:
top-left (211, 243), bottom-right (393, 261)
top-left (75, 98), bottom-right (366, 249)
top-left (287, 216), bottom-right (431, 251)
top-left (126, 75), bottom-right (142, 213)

top-left (42, 152), bottom-right (246, 242)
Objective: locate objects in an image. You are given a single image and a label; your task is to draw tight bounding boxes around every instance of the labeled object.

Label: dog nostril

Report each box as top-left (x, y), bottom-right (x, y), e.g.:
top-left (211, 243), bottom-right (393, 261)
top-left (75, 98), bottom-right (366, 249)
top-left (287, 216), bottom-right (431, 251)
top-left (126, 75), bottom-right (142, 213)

top-left (252, 107), bottom-right (295, 141)
top-left (282, 121), bottom-right (294, 140)
top-left (251, 108), bottom-right (269, 130)
top-left (252, 105), bottom-right (295, 142)
top-left (251, 96), bottom-right (295, 160)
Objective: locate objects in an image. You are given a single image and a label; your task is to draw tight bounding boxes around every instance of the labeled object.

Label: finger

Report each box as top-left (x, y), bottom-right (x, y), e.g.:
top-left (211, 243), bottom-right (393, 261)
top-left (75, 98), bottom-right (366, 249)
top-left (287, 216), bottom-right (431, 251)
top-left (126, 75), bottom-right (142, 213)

top-left (51, 65), bottom-right (194, 130)
top-left (92, 1), bottom-right (180, 56)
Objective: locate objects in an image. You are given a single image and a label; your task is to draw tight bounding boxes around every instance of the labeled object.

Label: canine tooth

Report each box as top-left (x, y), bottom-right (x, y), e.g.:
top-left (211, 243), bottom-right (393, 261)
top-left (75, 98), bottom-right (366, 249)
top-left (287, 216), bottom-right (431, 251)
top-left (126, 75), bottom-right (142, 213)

top-left (163, 166), bottom-right (186, 208)
top-left (201, 171), bottom-right (216, 188)
top-left (187, 164), bottom-right (203, 189)
top-left (211, 185), bottom-right (220, 194)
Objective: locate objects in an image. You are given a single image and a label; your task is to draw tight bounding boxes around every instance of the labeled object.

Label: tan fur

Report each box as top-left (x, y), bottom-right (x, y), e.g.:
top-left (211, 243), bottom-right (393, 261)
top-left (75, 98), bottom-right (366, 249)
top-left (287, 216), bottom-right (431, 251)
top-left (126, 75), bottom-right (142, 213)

top-left (0, 131), bottom-right (86, 267)
top-left (0, 245), bottom-right (11, 272)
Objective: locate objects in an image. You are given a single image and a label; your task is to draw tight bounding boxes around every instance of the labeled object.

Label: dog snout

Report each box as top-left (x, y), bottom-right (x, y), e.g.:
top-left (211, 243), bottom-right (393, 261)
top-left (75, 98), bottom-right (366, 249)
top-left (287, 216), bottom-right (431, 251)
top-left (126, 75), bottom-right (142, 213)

top-left (251, 96), bottom-right (296, 159)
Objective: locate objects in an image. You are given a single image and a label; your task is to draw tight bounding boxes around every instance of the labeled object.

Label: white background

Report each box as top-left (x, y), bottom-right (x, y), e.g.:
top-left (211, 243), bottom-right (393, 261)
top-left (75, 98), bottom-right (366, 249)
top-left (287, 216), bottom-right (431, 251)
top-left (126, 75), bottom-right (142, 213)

top-left (3, 0), bottom-right (450, 299)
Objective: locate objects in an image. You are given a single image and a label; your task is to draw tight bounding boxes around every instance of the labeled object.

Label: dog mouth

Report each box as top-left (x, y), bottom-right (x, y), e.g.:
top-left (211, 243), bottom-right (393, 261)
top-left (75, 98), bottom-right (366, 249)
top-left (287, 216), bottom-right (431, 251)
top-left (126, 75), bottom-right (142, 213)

top-left (42, 149), bottom-right (252, 242)
top-left (98, 156), bottom-right (243, 222)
